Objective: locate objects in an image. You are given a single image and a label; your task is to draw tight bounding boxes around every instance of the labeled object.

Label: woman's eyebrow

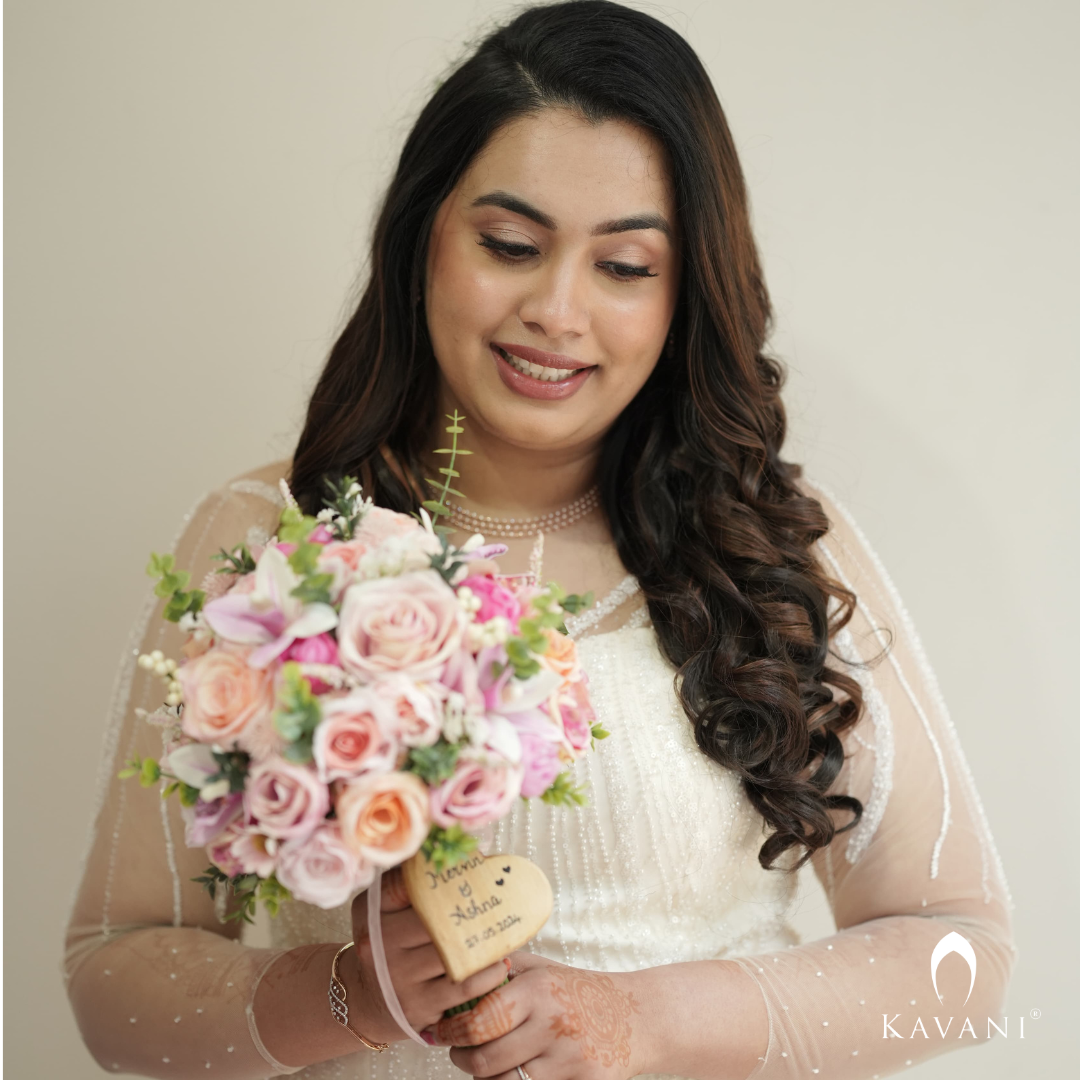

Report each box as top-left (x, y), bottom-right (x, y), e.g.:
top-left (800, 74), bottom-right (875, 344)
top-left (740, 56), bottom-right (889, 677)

top-left (470, 190), bottom-right (672, 239)
top-left (471, 191), bottom-right (556, 230)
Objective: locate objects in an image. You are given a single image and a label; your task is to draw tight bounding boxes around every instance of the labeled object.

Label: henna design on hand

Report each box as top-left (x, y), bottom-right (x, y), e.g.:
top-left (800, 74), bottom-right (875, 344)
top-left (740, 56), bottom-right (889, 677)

top-left (546, 968), bottom-right (641, 1068)
top-left (436, 986), bottom-right (518, 1046)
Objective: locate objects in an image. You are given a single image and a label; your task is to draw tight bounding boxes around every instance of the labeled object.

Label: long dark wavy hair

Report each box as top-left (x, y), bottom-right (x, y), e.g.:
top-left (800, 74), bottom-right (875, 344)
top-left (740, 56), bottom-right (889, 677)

top-left (291, 0), bottom-right (864, 872)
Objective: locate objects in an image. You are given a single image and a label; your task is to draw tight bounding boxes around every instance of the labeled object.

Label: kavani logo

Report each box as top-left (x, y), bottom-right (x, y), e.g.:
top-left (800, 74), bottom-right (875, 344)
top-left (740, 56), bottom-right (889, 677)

top-left (880, 931), bottom-right (1033, 1042)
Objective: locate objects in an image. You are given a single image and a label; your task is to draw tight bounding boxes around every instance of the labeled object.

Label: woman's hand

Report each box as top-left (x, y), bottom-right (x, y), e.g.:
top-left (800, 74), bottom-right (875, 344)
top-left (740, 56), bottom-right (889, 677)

top-left (345, 866), bottom-right (514, 1045)
top-left (422, 950), bottom-right (655, 1080)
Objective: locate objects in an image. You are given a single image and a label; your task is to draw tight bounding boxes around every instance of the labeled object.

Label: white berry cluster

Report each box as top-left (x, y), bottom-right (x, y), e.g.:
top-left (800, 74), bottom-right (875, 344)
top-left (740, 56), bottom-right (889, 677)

top-left (137, 650), bottom-right (183, 707)
top-left (457, 585), bottom-right (512, 650)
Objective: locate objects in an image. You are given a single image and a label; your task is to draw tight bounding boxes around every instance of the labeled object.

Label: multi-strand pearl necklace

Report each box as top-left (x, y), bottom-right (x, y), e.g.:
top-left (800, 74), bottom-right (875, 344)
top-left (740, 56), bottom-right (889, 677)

top-left (446, 485), bottom-right (600, 539)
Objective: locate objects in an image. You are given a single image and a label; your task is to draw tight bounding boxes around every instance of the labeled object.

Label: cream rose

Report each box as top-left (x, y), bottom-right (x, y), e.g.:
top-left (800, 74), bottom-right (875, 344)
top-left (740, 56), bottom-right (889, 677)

top-left (178, 646), bottom-right (276, 746)
top-left (337, 570), bottom-right (465, 680)
top-left (334, 770), bottom-right (430, 867)
top-left (373, 675), bottom-right (444, 748)
top-left (275, 821), bottom-right (376, 908)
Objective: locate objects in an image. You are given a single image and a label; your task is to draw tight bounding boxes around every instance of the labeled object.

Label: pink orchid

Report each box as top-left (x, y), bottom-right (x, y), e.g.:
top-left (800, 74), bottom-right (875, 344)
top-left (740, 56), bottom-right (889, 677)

top-left (476, 645), bottom-right (564, 745)
top-left (203, 545), bottom-right (337, 669)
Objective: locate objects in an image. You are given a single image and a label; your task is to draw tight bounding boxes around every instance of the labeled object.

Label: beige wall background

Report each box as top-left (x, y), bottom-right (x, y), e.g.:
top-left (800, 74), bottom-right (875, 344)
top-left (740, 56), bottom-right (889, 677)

top-left (6, 1), bottom-right (1077, 1075)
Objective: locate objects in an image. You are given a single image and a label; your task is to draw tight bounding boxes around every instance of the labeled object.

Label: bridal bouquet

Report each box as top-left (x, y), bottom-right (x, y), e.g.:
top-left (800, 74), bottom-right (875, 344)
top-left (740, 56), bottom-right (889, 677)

top-left (121, 415), bottom-right (604, 921)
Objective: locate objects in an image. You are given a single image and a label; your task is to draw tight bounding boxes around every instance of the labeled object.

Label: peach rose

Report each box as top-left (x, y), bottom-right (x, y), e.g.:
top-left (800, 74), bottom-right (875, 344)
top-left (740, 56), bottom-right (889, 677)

top-left (335, 770), bottom-right (430, 867)
top-left (539, 627), bottom-right (580, 682)
top-left (178, 646), bottom-right (276, 746)
top-left (312, 690), bottom-right (400, 783)
top-left (337, 570), bottom-right (465, 680)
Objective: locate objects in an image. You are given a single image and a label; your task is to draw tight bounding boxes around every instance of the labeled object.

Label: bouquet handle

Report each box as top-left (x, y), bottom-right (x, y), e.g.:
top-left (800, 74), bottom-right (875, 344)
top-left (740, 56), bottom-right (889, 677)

top-left (366, 867), bottom-right (431, 1047)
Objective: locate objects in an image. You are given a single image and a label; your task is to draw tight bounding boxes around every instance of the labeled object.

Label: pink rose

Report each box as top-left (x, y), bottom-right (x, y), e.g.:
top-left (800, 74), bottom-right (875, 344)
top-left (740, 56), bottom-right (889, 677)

top-left (337, 570), bottom-right (465, 680)
top-left (460, 575), bottom-right (522, 629)
top-left (428, 753), bottom-right (523, 830)
top-left (319, 539), bottom-right (370, 573)
top-left (275, 821), bottom-right (376, 908)
top-left (312, 690), bottom-right (400, 783)
top-left (182, 792), bottom-right (243, 848)
top-left (335, 770), bottom-right (430, 867)
top-left (179, 646), bottom-right (276, 747)
top-left (518, 733), bottom-right (563, 798)
top-left (206, 820), bottom-right (246, 878)
top-left (230, 830), bottom-right (278, 877)
top-left (552, 677), bottom-right (595, 753)
top-left (373, 676), bottom-right (443, 748)
top-left (282, 632), bottom-right (339, 666)
top-left (244, 756), bottom-right (330, 839)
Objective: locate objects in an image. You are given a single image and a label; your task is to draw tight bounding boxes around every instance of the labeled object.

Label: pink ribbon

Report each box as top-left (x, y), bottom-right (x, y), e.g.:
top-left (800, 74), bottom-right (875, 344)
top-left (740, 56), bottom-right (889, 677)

top-left (366, 867), bottom-right (432, 1047)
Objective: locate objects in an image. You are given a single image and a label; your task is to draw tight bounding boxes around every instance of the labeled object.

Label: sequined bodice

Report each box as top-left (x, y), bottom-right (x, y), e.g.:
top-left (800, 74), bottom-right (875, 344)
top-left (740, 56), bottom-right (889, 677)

top-left (270, 616), bottom-right (801, 1080)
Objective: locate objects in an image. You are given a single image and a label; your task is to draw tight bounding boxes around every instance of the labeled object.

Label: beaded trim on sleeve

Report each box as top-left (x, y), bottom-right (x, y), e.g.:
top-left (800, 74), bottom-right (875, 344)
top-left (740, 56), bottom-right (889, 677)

top-left (564, 574), bottom-right (640, 637)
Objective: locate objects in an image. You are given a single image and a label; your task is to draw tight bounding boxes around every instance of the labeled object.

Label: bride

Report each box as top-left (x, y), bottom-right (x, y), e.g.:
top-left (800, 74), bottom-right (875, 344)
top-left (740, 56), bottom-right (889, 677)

top-left (63, 3), bottom-right (1016, 1078)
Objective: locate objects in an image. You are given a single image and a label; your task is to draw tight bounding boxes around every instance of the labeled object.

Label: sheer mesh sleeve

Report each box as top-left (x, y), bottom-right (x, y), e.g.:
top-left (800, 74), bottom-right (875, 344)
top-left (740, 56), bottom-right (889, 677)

top-left (63, 464), bottom-right (306, 1078)
top-left (728, 481), bottom-right (1018, 1079)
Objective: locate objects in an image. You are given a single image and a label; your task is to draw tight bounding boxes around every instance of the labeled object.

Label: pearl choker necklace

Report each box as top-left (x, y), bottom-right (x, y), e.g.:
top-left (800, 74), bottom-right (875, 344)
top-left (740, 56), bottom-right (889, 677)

top-left (446, 485), bottom-right (600, 539)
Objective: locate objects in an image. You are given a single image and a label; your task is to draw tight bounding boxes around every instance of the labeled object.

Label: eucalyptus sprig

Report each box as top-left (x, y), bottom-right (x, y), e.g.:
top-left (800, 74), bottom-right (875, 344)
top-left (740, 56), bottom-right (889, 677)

top-left (193, 866), bottom-right (292, 924)
top-left (146, 552), bottom-right (205, 623)
top-left (423, 410), bottom-right (472, 534)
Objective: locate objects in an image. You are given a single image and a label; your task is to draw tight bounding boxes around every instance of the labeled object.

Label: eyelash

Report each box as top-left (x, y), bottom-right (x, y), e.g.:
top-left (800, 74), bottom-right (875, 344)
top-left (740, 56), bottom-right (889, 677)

top-left (477, 235), bottom-right (658, 280)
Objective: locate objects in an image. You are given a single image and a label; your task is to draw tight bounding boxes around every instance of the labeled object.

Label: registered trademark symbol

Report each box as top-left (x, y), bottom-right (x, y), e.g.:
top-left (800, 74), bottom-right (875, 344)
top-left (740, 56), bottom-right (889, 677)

top-left (1030, 1008), bottom-right (1041, 1019)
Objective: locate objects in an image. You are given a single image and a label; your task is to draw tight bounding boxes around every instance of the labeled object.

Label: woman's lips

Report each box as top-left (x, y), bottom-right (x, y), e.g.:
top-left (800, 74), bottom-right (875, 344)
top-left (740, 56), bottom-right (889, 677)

top-left (490, 344), bottom-right (596, 400)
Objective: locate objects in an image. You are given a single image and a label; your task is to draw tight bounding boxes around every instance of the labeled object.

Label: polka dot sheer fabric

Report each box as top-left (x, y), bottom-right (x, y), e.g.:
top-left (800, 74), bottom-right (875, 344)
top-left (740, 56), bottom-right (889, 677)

top-left (63, 463), bottom-right (1016, 1078)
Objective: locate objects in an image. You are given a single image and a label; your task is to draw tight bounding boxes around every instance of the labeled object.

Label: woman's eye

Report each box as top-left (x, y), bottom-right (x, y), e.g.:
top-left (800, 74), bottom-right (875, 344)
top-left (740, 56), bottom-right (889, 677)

top-left (477, 235), bottom-right (538, 261)
top-left (599, 261), bottom-right (658, 281)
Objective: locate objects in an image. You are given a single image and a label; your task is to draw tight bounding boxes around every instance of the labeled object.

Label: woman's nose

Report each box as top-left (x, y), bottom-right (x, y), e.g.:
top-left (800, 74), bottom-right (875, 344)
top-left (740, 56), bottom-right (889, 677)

top-left (516, 256), bottom-right (590, 342)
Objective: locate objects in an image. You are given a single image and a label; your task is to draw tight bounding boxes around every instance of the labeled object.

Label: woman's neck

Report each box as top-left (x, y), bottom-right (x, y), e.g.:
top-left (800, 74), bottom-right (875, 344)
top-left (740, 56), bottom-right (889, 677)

top-left (425, 389), bottom-right (600, 516)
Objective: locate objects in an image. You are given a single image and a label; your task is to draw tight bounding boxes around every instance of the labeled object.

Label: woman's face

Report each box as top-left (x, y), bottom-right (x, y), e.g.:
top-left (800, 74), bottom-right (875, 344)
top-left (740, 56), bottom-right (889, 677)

top-left (424, 107), bottom-right (680, 455)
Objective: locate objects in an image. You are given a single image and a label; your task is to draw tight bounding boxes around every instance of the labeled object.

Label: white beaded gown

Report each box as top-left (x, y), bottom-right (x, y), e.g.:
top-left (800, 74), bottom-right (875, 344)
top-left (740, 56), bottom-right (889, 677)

top-left (64, 462), bottom-right (1017, 1080)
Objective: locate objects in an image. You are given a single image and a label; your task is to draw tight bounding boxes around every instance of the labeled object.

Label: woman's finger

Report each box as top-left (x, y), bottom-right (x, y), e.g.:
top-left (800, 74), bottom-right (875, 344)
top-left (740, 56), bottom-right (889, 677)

top-left (379, 906), bottom-right (436, 949)
top-left (433, 977), bottom-right (523, 1047)
top-left (446, 1012), bottom-right (542, 1078)
top-left (379, 866), bottom-right (411, 911)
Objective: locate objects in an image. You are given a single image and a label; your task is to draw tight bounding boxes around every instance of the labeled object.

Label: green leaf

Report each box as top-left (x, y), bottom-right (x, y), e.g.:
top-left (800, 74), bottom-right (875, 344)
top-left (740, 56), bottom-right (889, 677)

top-left (117, 756), bottom-right (141, 780)
top-left (146, 552), bottom-right (175, 578)
top-left (273, 664), bottom-right (322, 744)
top-left (212, 544), bottom-right (257, 575)
top-left (290, 573), bottom-right (334, 606)
top-left (406, 740), bottom-right (460, 785)
top-left (277, 505), bottom-right (321, 546)
top-left (139, 758), bottom-right (161, 787)
top-left (540, 771), bottom-right (590, 807)
top-left (560, 591), bottom-right (594, 615)
top-left (178, 782), bottom-right (201, 807)
top-left (590, 723), bottom-right (610, 740)
top-left (420, 823), bottom-right (479, 873)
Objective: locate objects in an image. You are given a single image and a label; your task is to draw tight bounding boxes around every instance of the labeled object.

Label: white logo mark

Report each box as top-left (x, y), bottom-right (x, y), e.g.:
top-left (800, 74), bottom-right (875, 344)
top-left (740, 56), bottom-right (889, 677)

top-left (930, 931), bottom-right (977, 1006)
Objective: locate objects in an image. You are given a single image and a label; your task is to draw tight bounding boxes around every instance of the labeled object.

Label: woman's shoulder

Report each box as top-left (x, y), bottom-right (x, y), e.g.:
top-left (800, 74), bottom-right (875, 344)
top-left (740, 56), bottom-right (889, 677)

top-left (215, 457), bottom-right (293, 505)
top-left (174, 458), bottom-right (294, 570)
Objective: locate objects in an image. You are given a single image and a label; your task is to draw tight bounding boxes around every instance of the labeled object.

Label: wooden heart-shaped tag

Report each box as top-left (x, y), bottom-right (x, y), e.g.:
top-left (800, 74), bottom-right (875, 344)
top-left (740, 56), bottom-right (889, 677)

top-left (402, 849), bottom-right (552, 984)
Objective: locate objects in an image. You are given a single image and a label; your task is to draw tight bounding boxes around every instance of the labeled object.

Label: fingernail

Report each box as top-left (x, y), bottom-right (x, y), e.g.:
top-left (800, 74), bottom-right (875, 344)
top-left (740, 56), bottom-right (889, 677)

top-left (503, 957), bottom-right (512, 970)
top-left (421, 1030), bottom-right (436, 1045)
